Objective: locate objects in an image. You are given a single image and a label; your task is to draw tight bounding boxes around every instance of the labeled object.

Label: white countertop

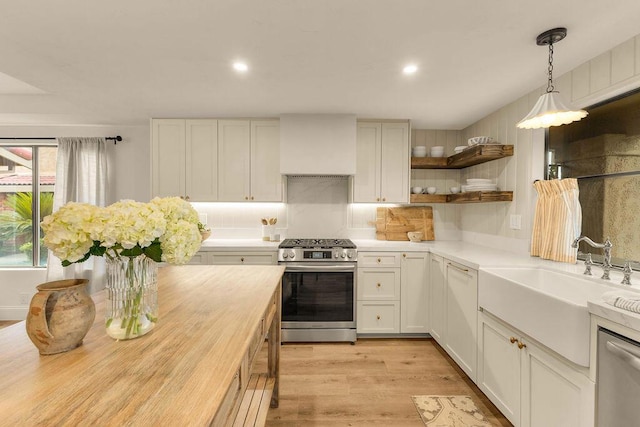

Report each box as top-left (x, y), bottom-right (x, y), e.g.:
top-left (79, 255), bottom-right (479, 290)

top-left (200, 239), bottom-right (280, 251)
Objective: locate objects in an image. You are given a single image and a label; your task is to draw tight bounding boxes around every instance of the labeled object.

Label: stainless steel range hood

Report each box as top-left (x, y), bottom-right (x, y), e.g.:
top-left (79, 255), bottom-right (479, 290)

top-left (280, 114), bottom-right (356, 175)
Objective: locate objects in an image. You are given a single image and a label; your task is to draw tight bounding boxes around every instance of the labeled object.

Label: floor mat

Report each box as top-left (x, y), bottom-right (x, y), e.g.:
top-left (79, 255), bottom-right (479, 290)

top-left (412, 395), bottom-right (494, 426)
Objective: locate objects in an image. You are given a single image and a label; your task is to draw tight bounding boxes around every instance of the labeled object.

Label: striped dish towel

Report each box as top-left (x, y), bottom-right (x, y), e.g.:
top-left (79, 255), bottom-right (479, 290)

top-left (603, 290), bottom-right (640, 314)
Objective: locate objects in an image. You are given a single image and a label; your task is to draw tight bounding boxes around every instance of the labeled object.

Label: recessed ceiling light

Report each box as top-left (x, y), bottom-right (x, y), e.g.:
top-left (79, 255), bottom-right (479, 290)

top-left (233, 62), bottom-right (249, 73)
top-left (403, 64), bottom-right (418, 75)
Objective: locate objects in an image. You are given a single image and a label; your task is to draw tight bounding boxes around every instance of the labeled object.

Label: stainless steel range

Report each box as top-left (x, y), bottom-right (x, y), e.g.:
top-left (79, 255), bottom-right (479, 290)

top-left (278, 238), bottom-right (357, 343)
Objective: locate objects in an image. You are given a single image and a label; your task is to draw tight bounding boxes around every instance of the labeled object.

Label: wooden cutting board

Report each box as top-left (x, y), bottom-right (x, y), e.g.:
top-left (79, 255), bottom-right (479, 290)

top-left (376, 207), bottom-right (435, 241)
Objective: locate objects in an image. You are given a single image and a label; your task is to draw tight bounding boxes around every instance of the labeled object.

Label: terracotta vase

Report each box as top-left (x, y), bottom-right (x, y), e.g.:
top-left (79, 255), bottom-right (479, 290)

top-left (26, 279), bottom-right (95, 355)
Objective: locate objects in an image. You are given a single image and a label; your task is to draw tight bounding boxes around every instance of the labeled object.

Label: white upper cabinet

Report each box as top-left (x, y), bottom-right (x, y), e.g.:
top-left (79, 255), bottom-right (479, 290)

top-left (151, 119), bottom-right (218, 201)
top-left (152, 118), bottom-right (282, 203)
top-left (186, 119), bottom-right (218, 201)
top-left (352, 121), bottom-right (409, 203)
top-left (250, 120), bottom-right (282, 202)
top-left (218, 120), bottom-right (252, 201)
top-left (151, 119), bottom-right (186, 198)
top-left (380, 122), bottom-right (410, 203)
top-left (218, 119), bottom-right (283, 202)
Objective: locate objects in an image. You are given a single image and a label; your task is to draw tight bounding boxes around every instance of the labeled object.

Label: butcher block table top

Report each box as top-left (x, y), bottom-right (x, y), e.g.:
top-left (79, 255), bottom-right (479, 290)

top-left (0, 265), bottom-right (284, 427)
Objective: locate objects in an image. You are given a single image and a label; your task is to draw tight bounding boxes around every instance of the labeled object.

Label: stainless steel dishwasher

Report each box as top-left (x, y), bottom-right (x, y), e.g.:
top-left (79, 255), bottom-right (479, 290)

top-left (597, 327), bottom-right (640, 426)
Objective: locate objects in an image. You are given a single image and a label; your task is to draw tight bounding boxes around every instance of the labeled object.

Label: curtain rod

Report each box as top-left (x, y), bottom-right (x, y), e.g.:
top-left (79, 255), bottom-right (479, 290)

top-left (0, 135), bottom-right (123, 144)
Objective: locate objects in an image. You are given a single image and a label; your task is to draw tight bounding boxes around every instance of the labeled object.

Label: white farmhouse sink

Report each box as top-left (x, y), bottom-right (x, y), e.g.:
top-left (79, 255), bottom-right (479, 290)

top-left (479, 267), bottom-right (615, 367)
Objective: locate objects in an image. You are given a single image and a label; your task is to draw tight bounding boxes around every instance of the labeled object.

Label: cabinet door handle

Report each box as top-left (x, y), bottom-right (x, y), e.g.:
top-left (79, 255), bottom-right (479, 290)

top-left (382, 197), bottom-right (386, 202)
top-left (250, 196), bottom-right (254, 200)
top-left (245, 196), bottom-right (249, 200)
top-left (376, 283), bottom-right (381, 288)
top-left (376, 198), bottom-right (380, 202)
top-left (376, 315), bottom-right (381, 320)
top-left (447, 262), bottom-right (469, 272)
top-left (402, 253), bottom-right (406, 258)
top-left (510, 337), bottom-right (518, 344)
top-left (377, 258), bottom-right (381, 263)
top-left (518, 340), bottom-right (527, 349)
top-left (240, 257), bottom-right (245, 263)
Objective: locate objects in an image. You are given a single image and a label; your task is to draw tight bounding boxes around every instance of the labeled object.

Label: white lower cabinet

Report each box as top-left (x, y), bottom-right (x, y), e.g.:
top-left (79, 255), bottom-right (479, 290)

top-left (428, 254), bottom-right (446, 344)
top-left (444, 259), bottom-right (478, 382)
top-left (357, 251), bottom-right (429, 335)
top-left (478, 311), bottom-right (595, 427)
top-left (357, 252), bottom-right (401, 334)
top-left (400, 252), bottom-right (429, 333)
top-left (188, 251), bottom-right (277, 265)
top-left (357, 301), bottom-right (400, 333)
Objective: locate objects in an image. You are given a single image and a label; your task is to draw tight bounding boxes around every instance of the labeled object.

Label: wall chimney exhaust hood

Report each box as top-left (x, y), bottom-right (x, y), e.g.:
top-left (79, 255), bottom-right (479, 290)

top-left (280, 114), bottom-right (356, 175)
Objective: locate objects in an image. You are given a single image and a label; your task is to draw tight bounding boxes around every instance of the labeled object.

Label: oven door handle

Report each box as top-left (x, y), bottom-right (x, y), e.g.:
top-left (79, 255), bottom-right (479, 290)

top-left (284, 264), bottom-right (356, 272)
top-left (606, 341), bottom-right (640, 373)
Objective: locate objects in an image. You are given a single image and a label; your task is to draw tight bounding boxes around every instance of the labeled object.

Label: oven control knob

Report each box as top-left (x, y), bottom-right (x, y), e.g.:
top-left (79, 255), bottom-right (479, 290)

top-left (288, 251), bottom-right (295, 259)
top-left (340, 252), bottom-right (346, 258)
top-left (334, 252), bottom-right (339, 258)
top-left (347, 251), bottom-right (354, 259)
top-left (282, 252), bottom-right (289, 259)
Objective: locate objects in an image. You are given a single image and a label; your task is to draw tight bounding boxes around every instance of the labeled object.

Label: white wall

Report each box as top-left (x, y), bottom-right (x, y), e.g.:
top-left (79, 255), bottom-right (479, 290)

top-left (0, 124), bottom-right (148, 319)
top-left (458, 33), bottom-right (640, 253)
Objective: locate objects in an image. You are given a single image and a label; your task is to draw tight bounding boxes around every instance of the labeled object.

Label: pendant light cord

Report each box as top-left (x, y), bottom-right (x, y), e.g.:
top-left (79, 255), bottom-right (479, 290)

top-left (547, 42), bottom-right (555, 93)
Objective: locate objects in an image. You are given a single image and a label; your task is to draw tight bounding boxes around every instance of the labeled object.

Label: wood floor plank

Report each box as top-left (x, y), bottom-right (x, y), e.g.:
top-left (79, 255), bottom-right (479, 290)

top-left (261, 338), bottom-right (512, 426)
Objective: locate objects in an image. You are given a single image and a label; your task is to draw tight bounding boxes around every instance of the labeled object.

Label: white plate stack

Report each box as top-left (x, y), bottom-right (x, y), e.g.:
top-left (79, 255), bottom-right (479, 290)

top-left (453, 145), bottom-right (467, 154)
top-left (462, 178), bottom-right (498, 192)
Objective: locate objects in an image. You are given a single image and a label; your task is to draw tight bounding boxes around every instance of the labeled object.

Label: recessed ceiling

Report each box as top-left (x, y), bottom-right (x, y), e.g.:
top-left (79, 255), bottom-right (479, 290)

top-left (0, 0), bottom-right (639, 129)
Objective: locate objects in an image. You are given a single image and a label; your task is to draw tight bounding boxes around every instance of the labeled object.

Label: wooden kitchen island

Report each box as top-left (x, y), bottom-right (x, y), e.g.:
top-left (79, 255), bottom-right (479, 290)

top-left (0, 265), bottom-right (284, 427)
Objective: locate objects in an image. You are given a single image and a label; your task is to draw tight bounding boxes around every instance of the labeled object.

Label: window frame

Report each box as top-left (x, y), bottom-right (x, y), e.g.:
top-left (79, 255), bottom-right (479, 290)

top-left (0, 140), bottom-right (57, 268)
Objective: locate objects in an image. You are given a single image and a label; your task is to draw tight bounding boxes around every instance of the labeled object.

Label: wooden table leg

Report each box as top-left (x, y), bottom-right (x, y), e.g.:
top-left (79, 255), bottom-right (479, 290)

top-left (268, 286), bottom-right (281, 408)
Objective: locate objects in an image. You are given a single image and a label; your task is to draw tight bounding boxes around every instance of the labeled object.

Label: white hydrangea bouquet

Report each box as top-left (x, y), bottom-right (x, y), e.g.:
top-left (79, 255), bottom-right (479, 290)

top-left (41, 197), bottom-right (202, 340)
top-left (41, 197), bottom-right (202, 266)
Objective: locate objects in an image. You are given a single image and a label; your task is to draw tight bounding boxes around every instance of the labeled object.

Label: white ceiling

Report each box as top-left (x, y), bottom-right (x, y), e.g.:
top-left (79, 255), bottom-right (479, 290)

top-left (1, 0), bottom-right (639, 129)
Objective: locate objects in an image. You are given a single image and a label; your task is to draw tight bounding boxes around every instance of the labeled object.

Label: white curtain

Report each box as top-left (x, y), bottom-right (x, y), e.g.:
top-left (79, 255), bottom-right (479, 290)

top-left (530, 178), bottom-right (582, 263)
top-left (46, 137), bottom-right (108, 293)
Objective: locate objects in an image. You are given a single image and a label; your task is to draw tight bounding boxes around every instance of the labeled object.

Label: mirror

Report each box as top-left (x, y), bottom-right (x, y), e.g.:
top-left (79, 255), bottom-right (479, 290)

top-left (547, 89), bottom-right (640, 267)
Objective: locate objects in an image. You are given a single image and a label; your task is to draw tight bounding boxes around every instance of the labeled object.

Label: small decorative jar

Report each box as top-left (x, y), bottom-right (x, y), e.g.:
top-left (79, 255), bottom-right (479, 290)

top-left (105, 255), bottom-right (158, 340)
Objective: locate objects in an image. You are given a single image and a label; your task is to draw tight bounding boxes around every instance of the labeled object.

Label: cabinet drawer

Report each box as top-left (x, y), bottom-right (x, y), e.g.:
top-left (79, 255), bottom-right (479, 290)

top-left (357, 301), bottom-right (400, 333)
top-left (186, 251), bottom-right (210, 265)
top-left (358, 252), bottom-right (401, 268)
top-left (209, 252), bottom-right (276, 265)
top-left (358, 268), bottom-right (400, 300)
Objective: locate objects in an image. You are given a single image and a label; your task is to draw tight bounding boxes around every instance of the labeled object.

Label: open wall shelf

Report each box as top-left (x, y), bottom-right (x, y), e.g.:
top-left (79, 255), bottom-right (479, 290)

top-left (411, 144), bottom-right (514, 169)
top-left (410, 191), bottom-right (513, 204)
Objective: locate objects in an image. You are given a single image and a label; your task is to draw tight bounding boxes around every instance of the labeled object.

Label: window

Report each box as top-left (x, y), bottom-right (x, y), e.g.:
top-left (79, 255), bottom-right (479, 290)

top-left (0, 142), bottom-right (57, 267)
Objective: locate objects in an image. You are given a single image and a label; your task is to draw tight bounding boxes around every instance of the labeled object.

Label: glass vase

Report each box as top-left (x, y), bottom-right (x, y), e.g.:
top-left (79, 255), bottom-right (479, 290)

top-left (105, 255), bottom-right (158, 340)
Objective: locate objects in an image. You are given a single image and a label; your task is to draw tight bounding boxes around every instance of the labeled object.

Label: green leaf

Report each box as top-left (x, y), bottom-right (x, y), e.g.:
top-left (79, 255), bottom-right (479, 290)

top-left (120, 246), bottom-right (143, 257)
top-left (143, 242), bottom-right (163, 262)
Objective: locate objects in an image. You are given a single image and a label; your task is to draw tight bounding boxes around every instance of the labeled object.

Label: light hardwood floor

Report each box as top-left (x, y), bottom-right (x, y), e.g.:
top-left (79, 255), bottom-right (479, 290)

top-left (0, 321), bottom-right (19, 329)
top-left (256, 338), bottom-right (512, 427)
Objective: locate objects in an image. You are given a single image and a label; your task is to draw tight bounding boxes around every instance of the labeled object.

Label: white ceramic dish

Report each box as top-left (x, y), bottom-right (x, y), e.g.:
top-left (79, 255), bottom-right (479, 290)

top-left (411, 186), bottom-right (423, 194)
top-left (426, 187), bottom-right (437, 194)
top-left (466, 178), bottom-right (493, 184)
top-left (407, 231), bottom-right (423, 242)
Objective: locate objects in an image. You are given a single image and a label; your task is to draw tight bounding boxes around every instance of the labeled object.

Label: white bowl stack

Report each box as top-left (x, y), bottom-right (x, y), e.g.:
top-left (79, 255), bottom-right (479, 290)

top-left (430, 146), bottom-right (445, 157)
top-left (453, 145), bottom-right (467, 155)
top-left (461, 178), bottom-right (498, 192)
top-left (412, 146), bottom-right (427, 157)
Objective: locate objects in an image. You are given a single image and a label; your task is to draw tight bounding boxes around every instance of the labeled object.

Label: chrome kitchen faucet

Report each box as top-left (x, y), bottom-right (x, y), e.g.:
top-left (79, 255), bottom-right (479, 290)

top-left (572, 235), bottom-right (612, 280)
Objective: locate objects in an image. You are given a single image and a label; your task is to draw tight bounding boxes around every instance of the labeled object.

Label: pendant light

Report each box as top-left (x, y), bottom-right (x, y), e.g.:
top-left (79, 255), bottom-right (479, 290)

top-left (517, 28), bottom-right (588, 129)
